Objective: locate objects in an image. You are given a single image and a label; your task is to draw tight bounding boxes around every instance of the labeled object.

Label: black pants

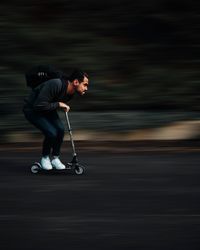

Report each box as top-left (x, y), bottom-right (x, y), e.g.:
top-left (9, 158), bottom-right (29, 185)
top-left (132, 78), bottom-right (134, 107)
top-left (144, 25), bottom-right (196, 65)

top-left (23, 109), bottom-right (65, 156)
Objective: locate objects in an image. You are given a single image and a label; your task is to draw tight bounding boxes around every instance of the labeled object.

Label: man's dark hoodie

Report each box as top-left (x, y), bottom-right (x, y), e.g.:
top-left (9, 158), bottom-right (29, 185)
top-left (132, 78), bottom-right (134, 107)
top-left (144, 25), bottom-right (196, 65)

top-left (23, 78), bottom-right (73, 113)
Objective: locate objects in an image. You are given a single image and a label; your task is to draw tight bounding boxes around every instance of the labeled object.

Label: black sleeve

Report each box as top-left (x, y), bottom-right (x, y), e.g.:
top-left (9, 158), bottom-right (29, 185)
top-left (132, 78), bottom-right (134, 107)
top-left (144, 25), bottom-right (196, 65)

top-left (33, 79), bottom-right (62, 112)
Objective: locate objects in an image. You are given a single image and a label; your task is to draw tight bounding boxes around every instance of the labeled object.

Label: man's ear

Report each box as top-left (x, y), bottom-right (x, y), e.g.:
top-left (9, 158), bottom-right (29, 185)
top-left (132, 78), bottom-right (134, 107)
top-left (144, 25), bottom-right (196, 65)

top-left (73, 79), bottom-right (79, 86)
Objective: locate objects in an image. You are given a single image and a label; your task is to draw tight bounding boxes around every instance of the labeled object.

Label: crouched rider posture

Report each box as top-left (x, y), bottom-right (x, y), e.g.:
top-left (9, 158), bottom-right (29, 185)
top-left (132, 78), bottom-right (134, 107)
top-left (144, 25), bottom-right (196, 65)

top-left (23, 69), bottom-right (89, 170)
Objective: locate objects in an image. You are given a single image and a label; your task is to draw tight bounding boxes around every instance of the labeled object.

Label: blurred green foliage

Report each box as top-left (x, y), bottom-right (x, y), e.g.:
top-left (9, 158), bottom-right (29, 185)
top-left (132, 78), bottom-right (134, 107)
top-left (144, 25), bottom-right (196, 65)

top-left (0, 0), bottom-right (200, 118)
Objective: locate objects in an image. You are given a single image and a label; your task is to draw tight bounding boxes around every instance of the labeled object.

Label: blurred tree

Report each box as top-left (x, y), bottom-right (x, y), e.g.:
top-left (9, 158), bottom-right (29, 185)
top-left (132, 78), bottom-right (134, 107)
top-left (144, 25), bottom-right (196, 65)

top-left (0, 0), bottom-right (200, 117)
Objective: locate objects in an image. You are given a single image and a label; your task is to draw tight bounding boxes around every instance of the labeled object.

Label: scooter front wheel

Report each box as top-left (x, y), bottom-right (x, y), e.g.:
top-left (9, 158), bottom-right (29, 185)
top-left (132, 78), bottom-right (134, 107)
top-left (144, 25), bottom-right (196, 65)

top-left (74, 164), bottom-right (85, 175)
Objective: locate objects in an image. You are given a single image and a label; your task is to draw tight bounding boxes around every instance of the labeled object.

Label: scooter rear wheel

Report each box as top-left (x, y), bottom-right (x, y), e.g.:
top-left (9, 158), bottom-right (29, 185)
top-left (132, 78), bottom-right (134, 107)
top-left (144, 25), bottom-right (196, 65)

top-left (31, 164), bottom-right (40, 174)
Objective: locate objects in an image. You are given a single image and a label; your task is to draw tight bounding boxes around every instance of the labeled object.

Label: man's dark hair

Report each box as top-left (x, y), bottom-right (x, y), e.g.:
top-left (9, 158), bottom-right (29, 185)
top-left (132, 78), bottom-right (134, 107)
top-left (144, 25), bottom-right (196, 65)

top-left (68, 69), bottom-right (88, 82)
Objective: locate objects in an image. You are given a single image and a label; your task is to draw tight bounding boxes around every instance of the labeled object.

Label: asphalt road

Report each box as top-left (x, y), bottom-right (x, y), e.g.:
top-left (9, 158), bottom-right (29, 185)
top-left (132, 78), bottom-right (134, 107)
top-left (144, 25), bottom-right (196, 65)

top-left (0, 145), bottom-right (200, 250)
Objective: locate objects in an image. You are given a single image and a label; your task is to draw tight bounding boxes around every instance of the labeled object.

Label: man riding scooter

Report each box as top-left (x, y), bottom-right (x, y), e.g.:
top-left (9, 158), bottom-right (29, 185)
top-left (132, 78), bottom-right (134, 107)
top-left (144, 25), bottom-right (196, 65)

top-left (23, 69), bottom-right (89, 170)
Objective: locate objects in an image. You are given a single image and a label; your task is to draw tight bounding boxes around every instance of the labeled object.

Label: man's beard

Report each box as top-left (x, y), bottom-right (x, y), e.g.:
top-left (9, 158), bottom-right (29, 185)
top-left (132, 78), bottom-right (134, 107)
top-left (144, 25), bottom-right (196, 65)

top-left (77, 90), bottom-right (86, 96)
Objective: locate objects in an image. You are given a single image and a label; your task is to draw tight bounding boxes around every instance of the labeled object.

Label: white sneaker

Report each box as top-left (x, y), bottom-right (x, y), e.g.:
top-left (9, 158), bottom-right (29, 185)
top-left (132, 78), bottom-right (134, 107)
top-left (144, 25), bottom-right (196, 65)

top-left (41, 156), bottom-right (53, 170)
top-left (51, 157), bottom-right (66, 170)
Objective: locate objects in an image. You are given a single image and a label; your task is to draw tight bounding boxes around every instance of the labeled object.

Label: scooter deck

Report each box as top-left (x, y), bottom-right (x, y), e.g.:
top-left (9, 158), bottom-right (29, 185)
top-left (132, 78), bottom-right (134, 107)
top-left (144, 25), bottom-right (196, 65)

top-left (31, 162), bottom-right (85, 175)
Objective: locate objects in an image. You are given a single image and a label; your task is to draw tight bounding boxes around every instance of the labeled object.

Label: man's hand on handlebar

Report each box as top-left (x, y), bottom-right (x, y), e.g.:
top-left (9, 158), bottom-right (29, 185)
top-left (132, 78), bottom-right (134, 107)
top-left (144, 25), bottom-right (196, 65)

top-left (59, 102), bottom-right (70, 112)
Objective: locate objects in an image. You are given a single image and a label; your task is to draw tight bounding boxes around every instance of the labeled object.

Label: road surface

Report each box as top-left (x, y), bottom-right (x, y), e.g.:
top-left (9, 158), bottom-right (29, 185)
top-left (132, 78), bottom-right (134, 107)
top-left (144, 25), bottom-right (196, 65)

top-left (0, 143), bottom-right (200, 249)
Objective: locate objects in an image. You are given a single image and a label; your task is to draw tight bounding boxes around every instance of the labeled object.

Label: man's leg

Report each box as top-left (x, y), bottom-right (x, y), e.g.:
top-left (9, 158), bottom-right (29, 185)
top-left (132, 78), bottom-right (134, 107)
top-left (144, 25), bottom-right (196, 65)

top-left (23, 110), bottom-right (58, 157)
top-left (45, 111), bottom-right (66, 170)
top-left (46, 111), bottom-right (65, 156)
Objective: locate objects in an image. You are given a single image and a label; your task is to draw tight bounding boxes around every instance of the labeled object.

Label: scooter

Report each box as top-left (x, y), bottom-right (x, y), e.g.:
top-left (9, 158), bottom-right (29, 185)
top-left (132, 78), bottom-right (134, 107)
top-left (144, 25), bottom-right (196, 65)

top-left (30, 111), bottom-right (85, 175)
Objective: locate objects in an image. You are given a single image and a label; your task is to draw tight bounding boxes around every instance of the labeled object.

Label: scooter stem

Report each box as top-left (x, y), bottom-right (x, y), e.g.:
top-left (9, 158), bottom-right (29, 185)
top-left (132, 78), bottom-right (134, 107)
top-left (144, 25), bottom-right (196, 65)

top-left (65, 112), bottom-right (77, 157)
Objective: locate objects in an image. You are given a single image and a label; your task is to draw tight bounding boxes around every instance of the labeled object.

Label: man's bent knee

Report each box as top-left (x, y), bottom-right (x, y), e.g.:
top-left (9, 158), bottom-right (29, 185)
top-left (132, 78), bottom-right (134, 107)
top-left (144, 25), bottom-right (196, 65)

top-left (45, 130), bottom-right (58, 141)
top-left (57, 127), bottom-right (65, 138)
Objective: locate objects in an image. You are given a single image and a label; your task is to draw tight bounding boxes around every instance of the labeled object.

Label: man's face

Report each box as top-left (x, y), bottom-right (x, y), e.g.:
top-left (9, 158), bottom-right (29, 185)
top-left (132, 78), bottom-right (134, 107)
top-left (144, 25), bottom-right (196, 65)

top-left (74, 76), bottom-right (89, 95)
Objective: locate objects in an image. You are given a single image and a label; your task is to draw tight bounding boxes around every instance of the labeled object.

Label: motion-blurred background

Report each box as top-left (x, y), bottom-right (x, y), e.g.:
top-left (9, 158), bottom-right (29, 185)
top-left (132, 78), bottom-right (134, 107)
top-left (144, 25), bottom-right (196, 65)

top-left (0, 0), bottom-right (200, 143)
